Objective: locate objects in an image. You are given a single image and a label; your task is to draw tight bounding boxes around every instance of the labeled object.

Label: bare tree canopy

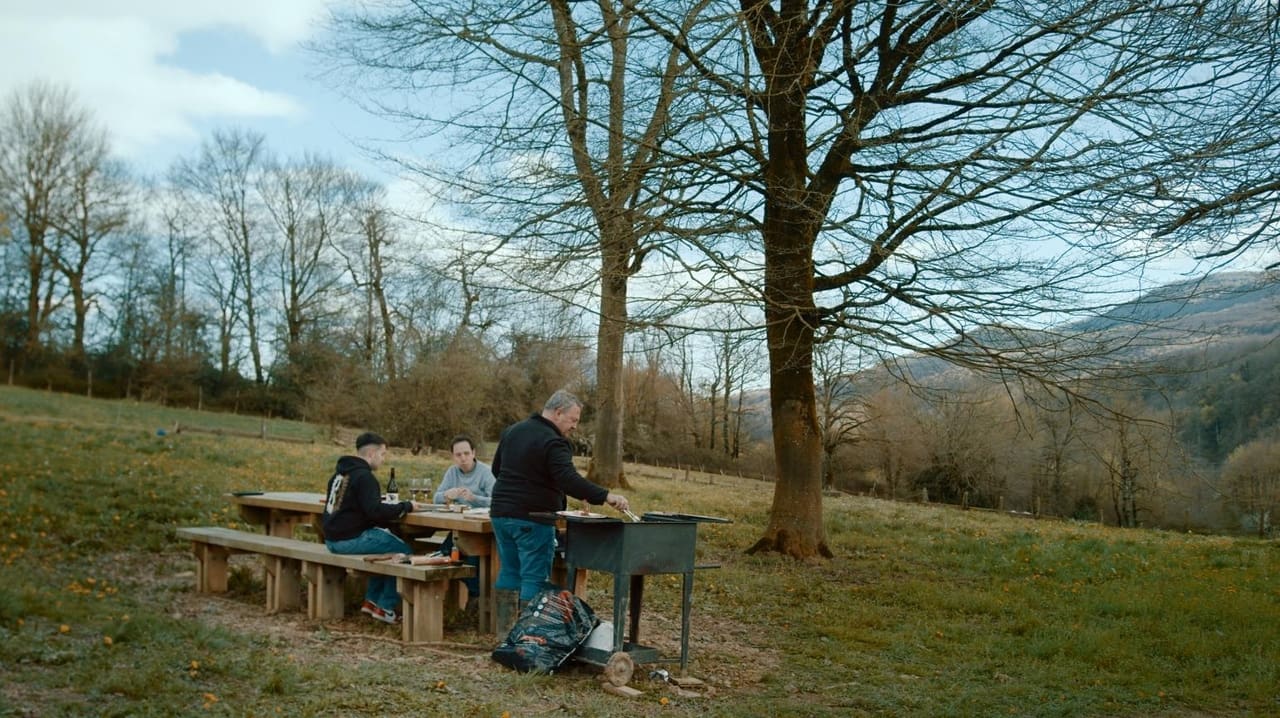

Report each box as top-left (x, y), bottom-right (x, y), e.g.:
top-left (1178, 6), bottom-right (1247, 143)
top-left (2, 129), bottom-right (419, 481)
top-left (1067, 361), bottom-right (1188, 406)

top-left (0, 82), bottom-right (101, 365)
top-left (616, 0), bottom-right (1280, 556)
top-left (322, 0), bottom-right (733, 487)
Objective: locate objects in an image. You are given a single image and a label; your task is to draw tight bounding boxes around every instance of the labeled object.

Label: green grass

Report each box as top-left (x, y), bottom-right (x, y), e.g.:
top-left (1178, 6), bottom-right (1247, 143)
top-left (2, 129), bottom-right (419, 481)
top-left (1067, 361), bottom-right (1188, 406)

top-left (1, 384), bottom-right (1277, 717)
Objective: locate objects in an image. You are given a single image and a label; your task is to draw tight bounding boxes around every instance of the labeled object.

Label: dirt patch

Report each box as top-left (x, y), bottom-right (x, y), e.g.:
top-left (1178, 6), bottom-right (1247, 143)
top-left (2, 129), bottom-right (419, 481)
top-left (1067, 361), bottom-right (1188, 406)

top-left (159, 551), bottom-right (778, 694)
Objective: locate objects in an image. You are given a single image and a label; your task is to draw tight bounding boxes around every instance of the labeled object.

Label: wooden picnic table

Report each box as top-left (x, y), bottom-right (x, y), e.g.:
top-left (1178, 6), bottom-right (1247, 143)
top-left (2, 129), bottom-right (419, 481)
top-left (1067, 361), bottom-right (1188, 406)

top-left (228, 491), bottom-right (505, 633)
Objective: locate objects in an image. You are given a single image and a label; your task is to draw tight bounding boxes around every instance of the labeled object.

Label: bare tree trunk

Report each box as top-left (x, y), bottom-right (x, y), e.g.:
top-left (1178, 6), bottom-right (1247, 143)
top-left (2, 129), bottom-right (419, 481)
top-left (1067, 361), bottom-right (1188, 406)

top-left (591, 241), bottom-right (630, 489)
top-left (732, 388), bottom-right (745, 459)
top-left (750, 296), bottom-right (829, 557)
top-left (744, 4), bottom-right (831, 558)
top-left (748, 151), bottom-right (830, 556)
top-left (721, 335), bottom-right (732, 456)
top-left (23, 247), bottom-right (45, 360)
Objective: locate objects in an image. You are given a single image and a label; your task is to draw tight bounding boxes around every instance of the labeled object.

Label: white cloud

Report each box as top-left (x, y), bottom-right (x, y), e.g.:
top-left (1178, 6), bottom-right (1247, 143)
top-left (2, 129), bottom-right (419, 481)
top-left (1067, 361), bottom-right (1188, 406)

top-left (6, 0), bottom-right (329, 52)
top-left (0, 1), bottom-right (332, 158)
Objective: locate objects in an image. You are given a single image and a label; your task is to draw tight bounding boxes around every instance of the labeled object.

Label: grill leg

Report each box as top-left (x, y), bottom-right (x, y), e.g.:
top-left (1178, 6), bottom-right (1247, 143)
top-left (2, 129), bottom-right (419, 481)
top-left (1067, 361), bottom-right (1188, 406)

top-left (680, 571), bottom-right (693, 672)
top-left (611, 572), bottom-right (628, 652)
top-left (629, 574), bottom-right (644, 644)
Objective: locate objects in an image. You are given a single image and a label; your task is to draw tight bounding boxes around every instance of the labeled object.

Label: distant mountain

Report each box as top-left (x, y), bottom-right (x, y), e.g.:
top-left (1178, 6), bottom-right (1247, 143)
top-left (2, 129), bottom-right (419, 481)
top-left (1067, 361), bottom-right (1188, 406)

top-left (887, 270), bottom-right (1280, 384)
top-left (747, 270), bottom-right (1280, 439)
top-left (1069, 271), bottom-right (1280, 337)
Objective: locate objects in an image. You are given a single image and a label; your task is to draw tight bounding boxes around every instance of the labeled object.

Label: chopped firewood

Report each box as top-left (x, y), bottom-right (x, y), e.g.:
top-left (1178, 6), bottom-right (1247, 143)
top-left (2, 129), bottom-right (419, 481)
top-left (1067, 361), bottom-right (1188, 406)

top-left (602, 683), bottom-right (644, 699)
top-left (668, 686), bottom-right (702, 699)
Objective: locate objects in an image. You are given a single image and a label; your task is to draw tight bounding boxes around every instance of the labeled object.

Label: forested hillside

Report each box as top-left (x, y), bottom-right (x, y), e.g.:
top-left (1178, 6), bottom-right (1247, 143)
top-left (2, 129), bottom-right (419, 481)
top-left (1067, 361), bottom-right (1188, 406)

top-left (814, 271), bottom-right (1280, 535)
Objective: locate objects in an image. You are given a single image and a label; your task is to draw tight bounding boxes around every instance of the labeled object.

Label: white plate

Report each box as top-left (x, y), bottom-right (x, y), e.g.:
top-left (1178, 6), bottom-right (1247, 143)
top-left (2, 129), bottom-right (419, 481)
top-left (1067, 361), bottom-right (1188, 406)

top-left (556, 510), bottom-right (607, 519)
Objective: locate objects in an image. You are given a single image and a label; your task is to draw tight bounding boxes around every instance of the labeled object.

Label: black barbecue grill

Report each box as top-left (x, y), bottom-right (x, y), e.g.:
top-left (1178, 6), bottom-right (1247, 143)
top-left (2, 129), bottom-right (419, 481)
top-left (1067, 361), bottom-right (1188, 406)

top-left (559, 511), bottom-right (729, 672)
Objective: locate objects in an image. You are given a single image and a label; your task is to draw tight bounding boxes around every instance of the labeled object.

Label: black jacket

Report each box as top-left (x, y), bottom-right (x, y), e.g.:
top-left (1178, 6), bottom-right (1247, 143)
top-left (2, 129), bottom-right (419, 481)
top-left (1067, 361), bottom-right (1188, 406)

top-left (321, 455), bottom-right (412, 542)
top-left (490, 414), bottom-right (608, 521)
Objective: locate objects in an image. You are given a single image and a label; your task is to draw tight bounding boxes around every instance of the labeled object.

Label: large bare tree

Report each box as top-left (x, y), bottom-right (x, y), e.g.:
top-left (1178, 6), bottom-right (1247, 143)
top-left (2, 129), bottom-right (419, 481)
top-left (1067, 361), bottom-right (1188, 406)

top-left (625, 0), bottom-right (1280, 556)
top-left (324, 0), bottom-right (720, 487)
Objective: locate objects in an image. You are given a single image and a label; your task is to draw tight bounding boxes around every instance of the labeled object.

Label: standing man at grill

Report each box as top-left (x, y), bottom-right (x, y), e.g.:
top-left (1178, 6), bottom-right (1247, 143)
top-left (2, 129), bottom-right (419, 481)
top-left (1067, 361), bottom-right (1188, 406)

top-left (490, 390), bottom-right (629, 629)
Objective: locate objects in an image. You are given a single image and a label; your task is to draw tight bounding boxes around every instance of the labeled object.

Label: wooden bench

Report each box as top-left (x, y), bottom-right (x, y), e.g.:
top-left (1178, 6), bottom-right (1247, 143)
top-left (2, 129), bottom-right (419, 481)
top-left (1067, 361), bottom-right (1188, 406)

top-left (175, 526), bottom-right (475, 643)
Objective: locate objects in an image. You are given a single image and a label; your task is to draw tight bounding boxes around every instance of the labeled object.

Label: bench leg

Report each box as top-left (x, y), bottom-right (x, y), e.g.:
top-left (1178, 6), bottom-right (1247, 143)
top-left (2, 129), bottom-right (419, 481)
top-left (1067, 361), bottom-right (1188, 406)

top-left (265, 556), bottom-right (302, 613)
top-left (398, 578), bottom-right (446, 643)
top-left (193, 543), bottom-right (229, 592)
top-left (304, 561), bottom-right (347, 620)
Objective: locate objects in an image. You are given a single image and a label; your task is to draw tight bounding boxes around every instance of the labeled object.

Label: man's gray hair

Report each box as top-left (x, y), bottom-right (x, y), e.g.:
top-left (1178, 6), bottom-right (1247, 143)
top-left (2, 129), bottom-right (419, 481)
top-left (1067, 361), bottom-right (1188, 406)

top-left (544, 389), bottom-right (583, 413)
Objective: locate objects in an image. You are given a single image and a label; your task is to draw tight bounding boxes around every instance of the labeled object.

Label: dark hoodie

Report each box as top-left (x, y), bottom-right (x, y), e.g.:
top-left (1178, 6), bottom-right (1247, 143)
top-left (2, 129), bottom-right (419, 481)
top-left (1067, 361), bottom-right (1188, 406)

top-left (490, 413), bottom-right (609, 522)
top-left (322, 455), bottom-right (412, 542)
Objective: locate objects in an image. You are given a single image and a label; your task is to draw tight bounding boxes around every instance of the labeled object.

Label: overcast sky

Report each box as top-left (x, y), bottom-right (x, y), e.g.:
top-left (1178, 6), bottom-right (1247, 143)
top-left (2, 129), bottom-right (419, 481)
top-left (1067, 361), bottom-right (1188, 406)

top-left (0, 1), bottom-right (399, 180)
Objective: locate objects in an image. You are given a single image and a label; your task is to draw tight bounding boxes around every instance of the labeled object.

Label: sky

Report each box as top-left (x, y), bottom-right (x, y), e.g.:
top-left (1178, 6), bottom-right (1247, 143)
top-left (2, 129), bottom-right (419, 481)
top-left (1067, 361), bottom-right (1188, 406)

top-left (0, 1), bottom-right (401, 182)
top-left (2, 1), bottom-right (1272, 289)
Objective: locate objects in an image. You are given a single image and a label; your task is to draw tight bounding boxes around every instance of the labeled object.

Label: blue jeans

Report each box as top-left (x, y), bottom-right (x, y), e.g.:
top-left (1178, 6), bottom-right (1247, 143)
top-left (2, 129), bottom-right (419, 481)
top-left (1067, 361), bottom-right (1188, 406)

top-left (326, 527), bottom-right (410, 611)
top-left (492, 517), bottom-right (556, 601)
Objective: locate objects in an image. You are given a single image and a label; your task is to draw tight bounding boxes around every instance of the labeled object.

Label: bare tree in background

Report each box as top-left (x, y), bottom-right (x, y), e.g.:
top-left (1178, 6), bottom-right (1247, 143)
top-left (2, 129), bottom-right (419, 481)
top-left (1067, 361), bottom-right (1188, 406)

top-left (153, 186), bottom-right (201, 365)
top-left (1022, 387), bottom-right (1085, 517)
top-left (341, 182), bottom-right (399, 381)
top-left (0, 82), bottom-right (95, 366)
top-left (173, 129), bottom-right (269, 384)
top-left (323, 0), bottom-right (720, 488)
top-left (191, 242), bottom-right (242, 383)
top-left (1221, 431), bottom-right (1280, 537)
top-left (814, 341), bottom-right (871, 490)
top-left (626, 1), bottom-right (1280, 556)
top-left (855, 385), bottom-right (929, 500)
top-left (1077, 398), bottom-right (1190, 528)
top-left (48, 138), bottom-right (132, 361)
top-left (259, 154), bottom-right (348, 350)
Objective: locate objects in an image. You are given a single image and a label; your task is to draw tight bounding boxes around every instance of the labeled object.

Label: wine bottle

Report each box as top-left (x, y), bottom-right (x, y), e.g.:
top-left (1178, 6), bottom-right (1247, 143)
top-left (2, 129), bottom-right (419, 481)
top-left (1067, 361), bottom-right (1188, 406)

top-left (386, 467), bottom-right (399, 502)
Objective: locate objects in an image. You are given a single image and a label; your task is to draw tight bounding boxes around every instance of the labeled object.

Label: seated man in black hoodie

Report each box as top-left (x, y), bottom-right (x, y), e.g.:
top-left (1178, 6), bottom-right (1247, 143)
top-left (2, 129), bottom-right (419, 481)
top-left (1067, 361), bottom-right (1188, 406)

top-left (322, 432), bottom-right (421, 624)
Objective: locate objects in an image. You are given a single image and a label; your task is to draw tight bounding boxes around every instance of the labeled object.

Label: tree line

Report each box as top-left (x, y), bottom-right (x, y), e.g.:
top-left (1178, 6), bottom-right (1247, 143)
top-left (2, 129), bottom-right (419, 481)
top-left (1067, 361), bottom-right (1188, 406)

top-left (0, 84), bottom-right (766, 470)
top-left (823, 335), bottom-right (1280, 536)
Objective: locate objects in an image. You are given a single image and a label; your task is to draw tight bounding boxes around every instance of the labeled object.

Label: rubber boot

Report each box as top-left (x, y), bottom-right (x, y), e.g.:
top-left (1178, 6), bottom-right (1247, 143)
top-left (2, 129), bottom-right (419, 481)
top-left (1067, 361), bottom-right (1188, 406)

top-left (495, 589), bottom-right (520, 636)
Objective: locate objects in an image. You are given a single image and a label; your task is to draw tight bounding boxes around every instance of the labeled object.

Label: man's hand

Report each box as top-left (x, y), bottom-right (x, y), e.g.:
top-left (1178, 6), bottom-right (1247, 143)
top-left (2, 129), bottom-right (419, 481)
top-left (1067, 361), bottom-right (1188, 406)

top-left (605, 493), bottom-right (630, 513)
top-left (445, 487), bottom-right (475, 502)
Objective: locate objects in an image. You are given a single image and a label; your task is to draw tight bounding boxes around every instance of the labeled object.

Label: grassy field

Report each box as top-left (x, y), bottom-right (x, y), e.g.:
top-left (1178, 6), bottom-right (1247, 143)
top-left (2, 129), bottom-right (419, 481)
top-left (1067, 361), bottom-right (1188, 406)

top-left (0, 385), bottom-right (1276, 717)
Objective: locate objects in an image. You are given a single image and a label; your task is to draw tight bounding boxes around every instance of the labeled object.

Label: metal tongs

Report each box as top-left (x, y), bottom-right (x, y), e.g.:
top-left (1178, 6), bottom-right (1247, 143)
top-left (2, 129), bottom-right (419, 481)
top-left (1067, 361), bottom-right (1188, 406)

top-left (621, 507), bottom-right (642, 523)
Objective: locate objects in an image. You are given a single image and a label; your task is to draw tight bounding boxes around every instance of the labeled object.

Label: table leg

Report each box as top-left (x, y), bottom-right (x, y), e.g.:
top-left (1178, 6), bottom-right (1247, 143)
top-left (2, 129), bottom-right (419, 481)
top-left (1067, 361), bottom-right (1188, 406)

top-left (267, 510), bottom-right (300, 538)
top-left (456, 533), bottom-right (497, 635)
